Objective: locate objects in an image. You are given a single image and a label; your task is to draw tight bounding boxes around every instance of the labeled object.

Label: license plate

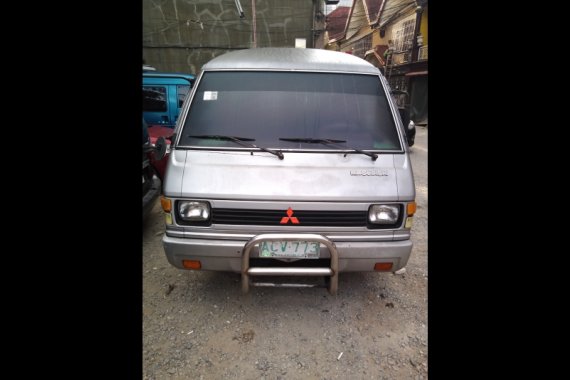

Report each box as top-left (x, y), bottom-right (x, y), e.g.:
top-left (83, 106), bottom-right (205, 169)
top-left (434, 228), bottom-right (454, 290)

top-left (259, 241), bottom-right (320, 259)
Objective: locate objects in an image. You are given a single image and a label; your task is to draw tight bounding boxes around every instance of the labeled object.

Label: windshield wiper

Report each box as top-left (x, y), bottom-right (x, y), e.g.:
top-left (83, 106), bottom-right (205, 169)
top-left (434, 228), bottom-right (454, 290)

top-left (188, 135), bottom-right (284, 160)
top-left (279, 138), bottom-right (378, 161)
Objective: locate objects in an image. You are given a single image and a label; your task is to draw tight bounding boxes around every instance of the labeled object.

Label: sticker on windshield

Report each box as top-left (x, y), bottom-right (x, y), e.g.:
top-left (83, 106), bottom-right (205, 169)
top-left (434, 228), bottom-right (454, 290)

top-left (203, 91), bottom-right (218, 101)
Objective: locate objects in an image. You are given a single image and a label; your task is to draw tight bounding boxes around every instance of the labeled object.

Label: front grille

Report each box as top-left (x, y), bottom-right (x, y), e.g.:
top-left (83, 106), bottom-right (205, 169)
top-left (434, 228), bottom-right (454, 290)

top-left (213, 208), bottom-right (364, 226)
top-left (174, 202), bottom-right (403, 229)
top-left (210, 208), bottom-right (401, 229)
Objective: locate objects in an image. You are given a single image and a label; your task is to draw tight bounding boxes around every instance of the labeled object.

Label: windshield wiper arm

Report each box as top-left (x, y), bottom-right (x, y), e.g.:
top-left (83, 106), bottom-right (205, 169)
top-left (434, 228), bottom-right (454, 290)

top-left (189, 135), bottom-right (284, 160)
top-left (279, 138), bottom-right (378, 161)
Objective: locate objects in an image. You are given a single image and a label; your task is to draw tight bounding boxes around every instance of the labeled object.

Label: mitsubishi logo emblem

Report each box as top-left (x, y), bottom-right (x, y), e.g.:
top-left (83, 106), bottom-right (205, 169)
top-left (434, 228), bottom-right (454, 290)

top-left (280, 207), bottom-right (299, 224)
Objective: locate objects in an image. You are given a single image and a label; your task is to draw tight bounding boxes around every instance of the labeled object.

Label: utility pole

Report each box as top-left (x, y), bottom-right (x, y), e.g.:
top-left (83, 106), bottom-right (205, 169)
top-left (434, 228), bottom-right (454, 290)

top-left (411, 5), bottom-right (423, 62)
top-left (312, 0), bottom-right (316, 48)
top-left (252, 0), bottom-right (257, 48)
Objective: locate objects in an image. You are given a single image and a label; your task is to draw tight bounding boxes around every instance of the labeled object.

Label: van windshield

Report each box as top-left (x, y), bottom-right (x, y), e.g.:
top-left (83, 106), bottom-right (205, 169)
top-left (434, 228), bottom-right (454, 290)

top-left (179, 71), bottom-right (401, 151)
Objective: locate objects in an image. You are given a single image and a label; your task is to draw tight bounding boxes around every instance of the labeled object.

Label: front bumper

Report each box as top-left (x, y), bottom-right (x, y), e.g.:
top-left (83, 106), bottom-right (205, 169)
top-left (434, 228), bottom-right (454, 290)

top-left (162, 234), bottom-right (413, 273)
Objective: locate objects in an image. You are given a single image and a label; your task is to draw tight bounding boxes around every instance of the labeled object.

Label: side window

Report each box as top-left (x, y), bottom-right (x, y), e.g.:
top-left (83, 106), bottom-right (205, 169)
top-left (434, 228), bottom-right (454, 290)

top-left (143, 86), bottom-right (167, 112)
top-left (177, 85), bottom-right (190, 108)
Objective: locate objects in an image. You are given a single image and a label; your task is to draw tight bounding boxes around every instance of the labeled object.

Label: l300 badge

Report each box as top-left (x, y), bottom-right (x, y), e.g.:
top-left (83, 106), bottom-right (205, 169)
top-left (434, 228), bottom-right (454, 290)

top-left (350, 169), bottom-right (388, 176)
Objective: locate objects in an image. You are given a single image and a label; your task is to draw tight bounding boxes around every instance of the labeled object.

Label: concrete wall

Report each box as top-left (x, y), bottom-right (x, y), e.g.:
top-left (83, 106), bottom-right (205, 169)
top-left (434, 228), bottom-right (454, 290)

top-left (143, 0), bottom-right (323, 74)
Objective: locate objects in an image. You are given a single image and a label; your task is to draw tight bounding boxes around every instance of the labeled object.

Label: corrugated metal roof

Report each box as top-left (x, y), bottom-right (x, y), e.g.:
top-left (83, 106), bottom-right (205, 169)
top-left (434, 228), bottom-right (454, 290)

top-left (202, 48), bottom-right (380, 74)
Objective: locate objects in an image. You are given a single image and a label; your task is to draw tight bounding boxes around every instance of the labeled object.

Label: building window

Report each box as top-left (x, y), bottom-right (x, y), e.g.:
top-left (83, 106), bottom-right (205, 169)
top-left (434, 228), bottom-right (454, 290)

top-left (348, 34), bottom-right (372, 59)
top-left (394, 19), bottom-right (415, 62)
top-left (389, 76), bottom-right (407, 92)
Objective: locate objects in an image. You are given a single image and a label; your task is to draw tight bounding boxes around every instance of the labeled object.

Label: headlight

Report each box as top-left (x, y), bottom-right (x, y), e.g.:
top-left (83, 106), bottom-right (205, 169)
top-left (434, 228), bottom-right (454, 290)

top-left (369, 205), bottom-right (399, 224)
top-left (178, 201), bottom-right (210, 221)
top-left (408, 120), bottom-right (415, 130)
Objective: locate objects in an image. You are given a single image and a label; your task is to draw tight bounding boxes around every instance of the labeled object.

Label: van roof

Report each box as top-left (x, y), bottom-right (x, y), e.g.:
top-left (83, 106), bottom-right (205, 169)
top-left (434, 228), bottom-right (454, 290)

top-left (202, 48), bottom-right (380, 75)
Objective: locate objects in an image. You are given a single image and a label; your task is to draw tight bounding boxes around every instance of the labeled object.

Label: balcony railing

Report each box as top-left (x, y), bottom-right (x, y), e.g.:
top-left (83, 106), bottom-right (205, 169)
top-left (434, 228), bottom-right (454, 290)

top-left (386, 44), bottom-right (427, 66)
top-left (418, 45), bottom-right (428, 61)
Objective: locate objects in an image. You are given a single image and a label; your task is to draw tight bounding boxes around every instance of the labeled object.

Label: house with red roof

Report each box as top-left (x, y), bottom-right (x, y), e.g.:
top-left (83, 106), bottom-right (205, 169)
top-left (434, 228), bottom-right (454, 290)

top-left (324, 6), bottom-right (351, 50)
top-left (325, 0), bottom-right (427, 125)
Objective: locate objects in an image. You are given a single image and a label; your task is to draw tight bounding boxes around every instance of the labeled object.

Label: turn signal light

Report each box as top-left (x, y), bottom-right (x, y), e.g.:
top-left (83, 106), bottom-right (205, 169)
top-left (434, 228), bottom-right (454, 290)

top-left (161, 196), bottom-right (172, 212)
top-left (407, 201), bottom-right (416, 216)
top-left (374, 262), bottom-right (393, 271)
top-left (182, 260), bottom-right (201, 270)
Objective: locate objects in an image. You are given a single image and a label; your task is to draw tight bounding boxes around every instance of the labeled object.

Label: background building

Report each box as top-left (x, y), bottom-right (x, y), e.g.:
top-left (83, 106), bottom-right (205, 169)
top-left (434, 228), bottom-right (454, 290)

top-left (325, 0), bottom-right (427, 125)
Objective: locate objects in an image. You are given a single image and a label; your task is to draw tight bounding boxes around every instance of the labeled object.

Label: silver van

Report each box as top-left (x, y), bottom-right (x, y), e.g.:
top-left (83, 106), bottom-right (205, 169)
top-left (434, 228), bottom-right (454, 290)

top-left (160, 48), bottom-right (416, 295)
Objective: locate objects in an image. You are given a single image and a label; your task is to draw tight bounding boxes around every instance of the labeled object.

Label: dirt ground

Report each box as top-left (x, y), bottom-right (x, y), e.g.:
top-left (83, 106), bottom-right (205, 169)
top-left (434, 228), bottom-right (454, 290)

top-left (143, 126), bottom-right (427, 379)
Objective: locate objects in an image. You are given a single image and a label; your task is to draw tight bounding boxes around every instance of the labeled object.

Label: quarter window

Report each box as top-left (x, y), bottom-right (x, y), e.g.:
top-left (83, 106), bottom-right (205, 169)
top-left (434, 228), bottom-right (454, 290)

top-left (177, 85), bottom-right (190, 108)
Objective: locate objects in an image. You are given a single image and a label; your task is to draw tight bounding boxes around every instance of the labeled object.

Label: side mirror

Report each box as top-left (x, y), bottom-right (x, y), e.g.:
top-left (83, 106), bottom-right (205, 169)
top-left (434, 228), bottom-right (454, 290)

top-left (406, 120), bottom-right (416, 147)
top-left (154, 137), bottom-right (167, 161)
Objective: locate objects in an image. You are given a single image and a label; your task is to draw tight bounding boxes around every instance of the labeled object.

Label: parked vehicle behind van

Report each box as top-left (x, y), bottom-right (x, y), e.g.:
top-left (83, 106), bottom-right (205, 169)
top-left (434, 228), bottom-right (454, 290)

top-left (142, 71), bottom-right (196, 127)
top-left (160, 48), bottom-right (416, 294)
top-left (143, 69), bottom-right (195, 180)
top-left (142, 119), bottom-right (167, 218)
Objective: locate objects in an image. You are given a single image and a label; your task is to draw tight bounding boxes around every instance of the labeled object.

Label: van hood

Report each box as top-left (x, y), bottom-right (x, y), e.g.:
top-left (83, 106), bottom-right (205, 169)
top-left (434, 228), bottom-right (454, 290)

top-left (164, 150), bottom-right (415, 202)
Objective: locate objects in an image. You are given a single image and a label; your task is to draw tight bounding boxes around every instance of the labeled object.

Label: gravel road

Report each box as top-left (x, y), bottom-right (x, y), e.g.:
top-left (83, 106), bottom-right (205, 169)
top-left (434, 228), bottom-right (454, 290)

top-left (143, 126), bottom-right (428, 379)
